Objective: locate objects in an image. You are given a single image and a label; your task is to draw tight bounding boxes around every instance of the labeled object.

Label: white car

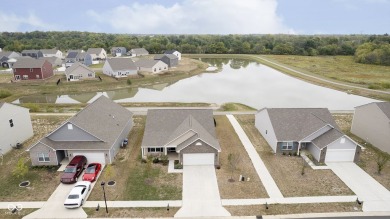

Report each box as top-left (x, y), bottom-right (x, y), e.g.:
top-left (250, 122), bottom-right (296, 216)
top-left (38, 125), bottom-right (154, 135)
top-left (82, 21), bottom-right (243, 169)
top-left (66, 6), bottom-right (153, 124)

top-left (64, 181), bottom-right (91, 208)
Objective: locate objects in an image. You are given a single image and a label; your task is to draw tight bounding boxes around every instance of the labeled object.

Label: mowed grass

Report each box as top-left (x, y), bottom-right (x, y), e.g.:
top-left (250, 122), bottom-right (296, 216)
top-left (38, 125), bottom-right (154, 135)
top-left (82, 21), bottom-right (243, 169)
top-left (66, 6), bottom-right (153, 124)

top-left (84, 207), bottom-right (179, 218)
top-left (263, 55), bottom-right (390, 89)
top-left (88, 116), bottom-right (182, 201)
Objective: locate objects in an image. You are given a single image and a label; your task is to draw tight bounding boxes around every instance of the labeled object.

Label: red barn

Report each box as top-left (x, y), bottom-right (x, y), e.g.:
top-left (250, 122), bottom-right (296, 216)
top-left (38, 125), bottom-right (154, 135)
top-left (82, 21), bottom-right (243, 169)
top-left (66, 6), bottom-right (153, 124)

top-left (13, 58), bottom-right (54, 80)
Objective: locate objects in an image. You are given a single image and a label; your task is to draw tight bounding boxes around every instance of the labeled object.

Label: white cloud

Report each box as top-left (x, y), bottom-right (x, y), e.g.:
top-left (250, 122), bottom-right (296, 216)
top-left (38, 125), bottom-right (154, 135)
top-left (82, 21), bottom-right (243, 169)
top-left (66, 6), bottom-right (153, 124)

top-left (0, 11), bottom-right (55, 32)
top-left (87, 0), bottom-right (294, 34)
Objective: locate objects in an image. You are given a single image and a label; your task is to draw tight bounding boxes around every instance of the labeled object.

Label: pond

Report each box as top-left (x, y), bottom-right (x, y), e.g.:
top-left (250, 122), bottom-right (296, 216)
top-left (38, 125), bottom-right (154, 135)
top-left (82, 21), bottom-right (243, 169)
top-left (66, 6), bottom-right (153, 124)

top-left (15, 58), bottom-right (378, 110)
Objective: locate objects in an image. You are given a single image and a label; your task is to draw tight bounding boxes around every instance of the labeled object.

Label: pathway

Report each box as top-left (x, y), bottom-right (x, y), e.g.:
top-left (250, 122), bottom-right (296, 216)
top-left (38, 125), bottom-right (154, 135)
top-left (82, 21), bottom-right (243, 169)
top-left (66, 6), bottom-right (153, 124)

top-left (226, 114), bottom-right (284, 198)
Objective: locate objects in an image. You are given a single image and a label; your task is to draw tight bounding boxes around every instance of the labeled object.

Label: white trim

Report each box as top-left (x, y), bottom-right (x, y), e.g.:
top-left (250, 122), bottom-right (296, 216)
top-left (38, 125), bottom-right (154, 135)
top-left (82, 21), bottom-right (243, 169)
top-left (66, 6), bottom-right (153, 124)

top-left (176, 138), bottom-right (221, 153)
top-left (26, 141), bottom-right (57, 152)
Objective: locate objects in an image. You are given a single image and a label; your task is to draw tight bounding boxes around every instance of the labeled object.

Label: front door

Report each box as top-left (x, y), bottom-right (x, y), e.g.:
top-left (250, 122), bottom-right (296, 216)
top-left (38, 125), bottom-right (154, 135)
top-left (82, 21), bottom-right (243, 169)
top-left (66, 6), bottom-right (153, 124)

top-left (69, 75), bottom-right (73, 81)
top-left (15, 75), bottom-right (20, 80)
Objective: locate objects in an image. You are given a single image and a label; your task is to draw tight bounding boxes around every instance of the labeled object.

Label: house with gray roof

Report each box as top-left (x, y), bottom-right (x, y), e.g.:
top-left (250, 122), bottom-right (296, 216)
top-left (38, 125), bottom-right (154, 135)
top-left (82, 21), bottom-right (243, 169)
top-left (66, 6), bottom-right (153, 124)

top-left (164, 50), bottom-right (181, 60)
top-left (39, 57), bottom-right (62, 67)
top-left (141, 109), bottom-right (221, 166)
top-left (27, 96), bottom-right (133, 166)
top-left (256, 108), bottom-right (360, 163)
top-left (111, 47), bottom-right (127, 57)
top-left (65, 51), bottom-right (80, 67)
top-left (13, 58), bottom-right (53, 80)
top-left (351, 102), bottom-right (390, 154)
top-left (21, 50), bottom-right (43, 59)
top-left (86, 48), bottom-right (107, 60)
top-left (103, 58), bottom-right (137, 78)
top-left (154, 54), bottom-right (179, 67)
top-left (65, 62), bottom-right (95, 81)
top-left (76, 52), bottom-right (92, 66)
top-left (129, 48), bottom-right (149, 57)
top-left (40, 49), bottom-right (63, 58)
top-left (134, 59), bottom-right (168, 74)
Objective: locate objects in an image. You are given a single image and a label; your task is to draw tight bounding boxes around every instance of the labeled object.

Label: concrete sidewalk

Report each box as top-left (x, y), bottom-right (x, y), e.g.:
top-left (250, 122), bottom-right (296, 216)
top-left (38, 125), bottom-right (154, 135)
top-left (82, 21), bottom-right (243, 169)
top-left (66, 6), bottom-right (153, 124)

top-left (226, 115), bottom-right (284, 199)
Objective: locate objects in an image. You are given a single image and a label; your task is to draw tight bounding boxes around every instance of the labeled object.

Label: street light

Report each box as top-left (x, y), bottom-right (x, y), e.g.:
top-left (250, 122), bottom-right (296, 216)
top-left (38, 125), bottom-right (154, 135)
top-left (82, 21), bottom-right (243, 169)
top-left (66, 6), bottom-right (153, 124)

top-left (101, 181), bottom-right (108, 214)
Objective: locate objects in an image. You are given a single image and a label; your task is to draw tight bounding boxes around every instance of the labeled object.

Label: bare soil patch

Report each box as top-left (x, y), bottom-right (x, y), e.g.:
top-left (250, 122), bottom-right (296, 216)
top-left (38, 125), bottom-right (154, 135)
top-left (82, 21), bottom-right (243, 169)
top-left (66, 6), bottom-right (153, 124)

top-left (215, 116), bottom-right (268, 199)
top-left (235, 115), bottom-right (354, 197)
top-left (84, 207), bottom-right (179, 218)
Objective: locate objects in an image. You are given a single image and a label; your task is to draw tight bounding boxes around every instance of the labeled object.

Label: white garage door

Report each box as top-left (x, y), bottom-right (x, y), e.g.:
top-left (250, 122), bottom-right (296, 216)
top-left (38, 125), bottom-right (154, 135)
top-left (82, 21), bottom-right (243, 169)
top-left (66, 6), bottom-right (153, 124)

top-left (325, 149), bottom-right (355, 162)
top-left (72, 152), bottom-right (106, 164)
top-left (183, 153), bottom-right (214, 166)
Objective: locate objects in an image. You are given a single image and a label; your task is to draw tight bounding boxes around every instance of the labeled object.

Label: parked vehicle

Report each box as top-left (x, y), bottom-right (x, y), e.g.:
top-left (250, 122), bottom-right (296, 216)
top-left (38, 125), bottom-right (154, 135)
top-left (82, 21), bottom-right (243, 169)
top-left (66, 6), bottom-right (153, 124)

top-left (82, 163), bottom-right (101, 182)
top-left (60, 155), bottom-right (87, 184)
top-left (64, 181), bottom-right (91, 208)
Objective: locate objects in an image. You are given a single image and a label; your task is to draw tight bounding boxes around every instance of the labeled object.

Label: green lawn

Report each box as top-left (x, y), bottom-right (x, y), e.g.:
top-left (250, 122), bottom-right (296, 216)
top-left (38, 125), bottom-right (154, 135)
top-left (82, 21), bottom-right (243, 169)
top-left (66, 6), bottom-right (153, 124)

top-left (89, 62), bottom-right (104, 68)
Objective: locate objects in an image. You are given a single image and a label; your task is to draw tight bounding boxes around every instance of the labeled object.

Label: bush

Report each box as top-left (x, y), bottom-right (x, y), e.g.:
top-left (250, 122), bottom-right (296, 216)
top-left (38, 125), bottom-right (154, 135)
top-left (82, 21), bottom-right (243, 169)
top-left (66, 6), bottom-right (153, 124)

top-left (282, 152), bottom-right (286, 156)
top-left (152, 157), bottom-right (159, 163)
top-left (160, 155), bottom-right (169, 166)
top-left (288, 152), bottom-right (292, 156)
top-left (0, 90), bottom-right (11, 99)
top-left (293, 152), bottom-right (297, 156)
top-left (127, 79), bottom-right (132, 85)
top-left (22, 103), bottom-right (40, 112)
top-left (13, 158), bottom-right (29, 179)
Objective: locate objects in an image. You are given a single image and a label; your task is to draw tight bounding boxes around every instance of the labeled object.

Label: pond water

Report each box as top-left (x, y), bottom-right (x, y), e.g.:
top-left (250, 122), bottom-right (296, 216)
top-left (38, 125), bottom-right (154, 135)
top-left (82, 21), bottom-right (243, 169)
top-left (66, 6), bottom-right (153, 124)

top-left (15, 58), bottom-right (378, 110)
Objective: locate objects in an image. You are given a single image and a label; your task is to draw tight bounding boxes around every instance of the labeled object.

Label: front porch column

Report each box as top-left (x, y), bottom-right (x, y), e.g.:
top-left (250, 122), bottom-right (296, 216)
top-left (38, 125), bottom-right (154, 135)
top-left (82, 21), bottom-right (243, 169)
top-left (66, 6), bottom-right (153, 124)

top-left (164, 147), bottom-right (167, 156)
top-left (297, 141), bottom-right (301, 155)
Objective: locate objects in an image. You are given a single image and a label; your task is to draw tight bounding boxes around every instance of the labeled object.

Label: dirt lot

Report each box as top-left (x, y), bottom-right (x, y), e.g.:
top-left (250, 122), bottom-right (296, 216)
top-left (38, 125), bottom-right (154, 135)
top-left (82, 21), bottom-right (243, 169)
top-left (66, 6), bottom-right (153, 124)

top-left (235, 115), bottom-right (354, 197)
top-left (333, 113), bottom-right (390, 190)
top-left (88, 116), bottom-right (182, 201)
top-left (0, 115), bottom-right (70, 201)
top-left (226, 202), bottom-right (361, 216)
top-left (215, 116), bottom-right (268, 199)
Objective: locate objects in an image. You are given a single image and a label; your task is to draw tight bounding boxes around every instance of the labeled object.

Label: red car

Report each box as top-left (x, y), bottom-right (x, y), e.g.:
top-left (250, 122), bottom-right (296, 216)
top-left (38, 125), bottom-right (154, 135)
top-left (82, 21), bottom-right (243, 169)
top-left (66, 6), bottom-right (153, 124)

top-left (61, 155), bottom-right (87, 184)
top-left (82, 163), bottom-right (101, 182)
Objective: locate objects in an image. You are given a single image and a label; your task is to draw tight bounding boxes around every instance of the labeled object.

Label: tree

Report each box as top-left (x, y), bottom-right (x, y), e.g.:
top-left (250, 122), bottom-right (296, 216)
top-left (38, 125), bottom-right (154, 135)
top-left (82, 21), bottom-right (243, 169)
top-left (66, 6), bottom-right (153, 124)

top-left (377, 153), bottom-right (389, 175)
top-left (13, 158), bottom-right (29, 179)
top-left (227, 153), bottom-right (241, 182)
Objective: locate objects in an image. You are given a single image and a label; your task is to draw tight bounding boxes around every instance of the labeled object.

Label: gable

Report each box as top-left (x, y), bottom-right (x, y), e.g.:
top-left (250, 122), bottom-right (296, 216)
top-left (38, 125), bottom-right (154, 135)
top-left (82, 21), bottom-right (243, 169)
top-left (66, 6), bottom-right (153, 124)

top-left (47, 122), bottom-right (101, 142)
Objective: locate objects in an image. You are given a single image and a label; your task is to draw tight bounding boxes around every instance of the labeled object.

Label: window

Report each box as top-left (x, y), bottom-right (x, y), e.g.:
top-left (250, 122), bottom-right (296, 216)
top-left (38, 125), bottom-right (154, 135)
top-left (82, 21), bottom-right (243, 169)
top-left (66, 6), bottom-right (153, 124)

top-left (36, 75), bottom-right (40, 79)
top-left (9, 119), bottom-right (14, 127)
top-left (38, 153), bottom-right (50, 162)
top-left (67, 124), bottom-right (73, 130)
top-left (195, 142), bottom-right (202, 146)
top-left (147, 147), bottom-right (164, 152)
top-left (23, 75), bottom-right (28, 80)
top-left (88, 73), bottom-right (92, 77)
top-left (281, 142), bottom-right (293, 150)
top-left (30, 68), bottom-right (33, 72)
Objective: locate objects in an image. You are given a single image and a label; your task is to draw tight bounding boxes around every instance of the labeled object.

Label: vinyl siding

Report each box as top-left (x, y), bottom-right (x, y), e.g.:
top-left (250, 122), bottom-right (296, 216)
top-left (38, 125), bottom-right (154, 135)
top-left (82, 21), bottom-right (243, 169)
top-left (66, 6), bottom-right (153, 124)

top-left (255, 109), bottom-right (278, 152)
top-left (47, 122), bottom-right (101, 141)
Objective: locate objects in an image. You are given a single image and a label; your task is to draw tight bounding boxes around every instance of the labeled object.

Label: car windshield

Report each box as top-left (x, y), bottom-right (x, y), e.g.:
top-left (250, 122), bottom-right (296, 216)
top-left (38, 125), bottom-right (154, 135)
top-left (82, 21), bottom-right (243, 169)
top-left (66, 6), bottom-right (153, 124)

top-left (64, 167), bottom-right (76, 173)
top-left (85, 165), bottom-right (96, 174)
top-left (68, 194), bottom-right (79, 199)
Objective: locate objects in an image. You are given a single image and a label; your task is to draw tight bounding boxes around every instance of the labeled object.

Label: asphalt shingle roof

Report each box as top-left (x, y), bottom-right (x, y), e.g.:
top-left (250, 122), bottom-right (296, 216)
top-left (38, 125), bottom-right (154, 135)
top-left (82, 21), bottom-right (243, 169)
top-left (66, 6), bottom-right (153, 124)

top-left (66, 51), bottom-right (79, 59)
top-left (134, 59), bottom-right (160, 68)
top-left (164, 50), bottom-right (179, 54)
top-left (87, 48), bottom-right (104, 55)
top-left (40, 49), bottom-right (58, 54)
top-left (13, 58), bottom-right (47, 68)
top-left (65, 62), bottom-right (94, 75)
top-left (106, 58), bottom-right (137, 71)
top-left (131, 48), bottom-right (149, 55)
top-left (376, 102), bottom-right (390, 119)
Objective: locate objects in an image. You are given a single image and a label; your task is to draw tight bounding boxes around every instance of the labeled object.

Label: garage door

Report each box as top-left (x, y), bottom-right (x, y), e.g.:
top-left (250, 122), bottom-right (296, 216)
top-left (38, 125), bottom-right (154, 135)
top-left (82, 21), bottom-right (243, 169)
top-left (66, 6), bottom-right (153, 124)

top-left (72, 152), bottom-right (106, 164)
top-left (325, 149), bottom-right (355, 162)
top-left (183, 153), bottom-right (214, 166)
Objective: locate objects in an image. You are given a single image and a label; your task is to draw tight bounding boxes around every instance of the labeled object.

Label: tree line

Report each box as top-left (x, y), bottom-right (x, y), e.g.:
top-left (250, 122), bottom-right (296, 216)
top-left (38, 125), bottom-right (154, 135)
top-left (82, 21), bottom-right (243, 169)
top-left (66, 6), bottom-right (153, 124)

top-left (0, 31), bottom-right (389, 65)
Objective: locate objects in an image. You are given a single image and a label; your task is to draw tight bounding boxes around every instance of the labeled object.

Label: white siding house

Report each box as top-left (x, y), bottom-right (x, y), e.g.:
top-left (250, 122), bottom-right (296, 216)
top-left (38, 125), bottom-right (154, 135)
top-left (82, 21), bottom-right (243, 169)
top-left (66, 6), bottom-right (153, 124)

top-left (40, 49), bottom-right (63, 58)
top-left (165, 50), bottom-right (182, 60)
top-left (65, 62), bottom-right (95, 81)
top-left (134, 60), bottom-right (168, 74)
top-left (103, 58), bottom-right (137, 78)
top-left (0, 103), bottom-right (33, 154)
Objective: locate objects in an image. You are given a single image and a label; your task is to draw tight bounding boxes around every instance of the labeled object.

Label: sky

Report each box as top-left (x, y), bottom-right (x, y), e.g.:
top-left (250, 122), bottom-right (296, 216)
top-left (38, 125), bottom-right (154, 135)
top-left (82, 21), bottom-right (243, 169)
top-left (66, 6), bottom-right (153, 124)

top-left (0, 0), bottom-right (389, 34)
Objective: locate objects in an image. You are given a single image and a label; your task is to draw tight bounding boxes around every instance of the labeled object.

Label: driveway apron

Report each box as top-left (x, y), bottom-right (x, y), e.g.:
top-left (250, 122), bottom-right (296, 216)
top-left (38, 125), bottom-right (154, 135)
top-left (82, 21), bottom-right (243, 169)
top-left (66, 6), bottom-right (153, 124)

top-left (327, 162), bottom-right (390, 212)
top-left (175, 165), bottom-right (231, 217)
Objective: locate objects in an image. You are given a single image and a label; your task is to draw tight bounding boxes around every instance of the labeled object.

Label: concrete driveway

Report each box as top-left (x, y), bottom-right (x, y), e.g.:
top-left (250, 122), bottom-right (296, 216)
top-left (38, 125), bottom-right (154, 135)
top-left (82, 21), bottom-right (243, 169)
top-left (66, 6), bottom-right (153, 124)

top-left (327, 162), bottom-right (390, 212)
top-left (174, 165), bottom-right (230, 217)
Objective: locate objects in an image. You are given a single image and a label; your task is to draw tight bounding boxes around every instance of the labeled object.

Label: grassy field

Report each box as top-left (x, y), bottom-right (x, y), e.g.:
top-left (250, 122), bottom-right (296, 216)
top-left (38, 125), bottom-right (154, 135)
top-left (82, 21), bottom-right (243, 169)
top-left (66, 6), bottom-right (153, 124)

top-left (218, 103), bottom-right (256, 111)
top-left (88, 116), bottom-right (182, 201)
top-left (0, 208), bottom-right (38, 219)
top-left (84, 207), bottom-right (179, 218)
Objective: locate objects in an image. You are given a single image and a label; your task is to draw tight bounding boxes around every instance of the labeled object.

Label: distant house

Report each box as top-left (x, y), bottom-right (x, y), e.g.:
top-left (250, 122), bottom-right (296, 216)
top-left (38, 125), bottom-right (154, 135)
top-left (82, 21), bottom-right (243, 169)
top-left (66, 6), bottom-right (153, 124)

top-left (103, 58), bottom-right (137, 78)
top-left (76, 52), bottom-right (92, 66)
top-left (0, 51), bottom-right (21, 68)
top-left (351, 102), bottom-right (390, 154)
top-left (86, 48), bottom-right (107, 60)
top-left (154, 54), bottom-right (179, 67)
top-left (141, 109), bottom-right (221, 166)
top-left (0, 51), bottom-right (20, 59)
top-left (65, 51), bottom-right (80, 68)
top-left (27, 96), bottom-right (133, 166)
top-left (111, 47), bottom-right (127, 57)
top-left (0, 102), bottom-right (34, 155)
top-left (129, 48), bottom-right (149, 57)
top-left (134, 59), bottom-right (168, 74)
top-left (164, 50), bottom-right (182, 60)
top-left (40, 49), bottom-right (63, 58)
top-left (21, 50), bottom-right (43, 59)
top-left (255, 108), bottom-right (361, 163)
top-left (65, 62), bottom-right (95, 81)
top-left (39, 57), bottom-right (62, 67)
top-left (13, 58), bottom-right (54, 80)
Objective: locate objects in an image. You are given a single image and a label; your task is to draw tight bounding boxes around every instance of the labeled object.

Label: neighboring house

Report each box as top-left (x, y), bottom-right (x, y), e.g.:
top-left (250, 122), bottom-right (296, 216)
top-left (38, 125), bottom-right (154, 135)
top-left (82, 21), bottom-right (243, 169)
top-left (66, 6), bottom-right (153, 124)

top-left (255, 108), bottom-right (361, 163)
top-left (0, 51), bottom-right (20, 68)
top-left (40, 49), bottom-right (63, 58)
top-left (21, 50), bottom-right (43, 59)
top-left (76, 52), bottom-right (92, 66)
top-left (0, 51), bottom-right (20, 59)
top-left (141, 109), bottom-right (221, 166)
top-left (351, 102), bottom-right (390, 154)
top-left (65, 51), bottom-right (80, 68)
top-left (39, 57), bottom-right (62, 67)
top-left (65, 62), bottom-right (95, 81)
top-left (13, 58), bottom-right (53, 80)
top-left (154, 54), bottom-right (179, 67)
top-left (86, 48), bottom-right (107, 60)
top-left (27, 96), bottom-right (133, 166)
top-left (0, 102), bottom-right (34, 154)
top-left (129, 48), bottom-right (149, 57)
top-left (134, 59), bottom-right (168, 74)
top-left (111, 47), bottom-right (127, 57)
top-left (103, 58), bottom-right (137, 78)
top-left (164, 50), bottom-right (182, 60)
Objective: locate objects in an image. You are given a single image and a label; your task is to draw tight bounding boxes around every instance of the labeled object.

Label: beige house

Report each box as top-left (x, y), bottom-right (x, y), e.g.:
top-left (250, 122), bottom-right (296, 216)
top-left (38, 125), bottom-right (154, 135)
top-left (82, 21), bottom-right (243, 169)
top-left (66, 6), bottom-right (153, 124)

top-left (351, 102), bottom-right (390, 154)
top-left (134, 59), bottom-right (168, 74)
top-left (0, 103), bottom-right (33, 154)
top-left (65, 62), bottom-right (95, 81)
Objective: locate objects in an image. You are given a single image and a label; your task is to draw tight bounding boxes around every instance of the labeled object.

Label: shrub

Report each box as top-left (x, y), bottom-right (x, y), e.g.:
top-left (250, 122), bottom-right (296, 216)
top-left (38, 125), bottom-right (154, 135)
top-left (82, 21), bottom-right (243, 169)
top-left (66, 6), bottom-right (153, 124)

top-left (288, 152), bottom-right (292, 156)
top-left (0, 90), bottom-right (11, 99)
top-left (282, 152), bottom-right (286, 156)
top-left (152, 157), bottom-right (159, 163)
top-left (160, 155), bottom-right (169, 166)
top-left (127, 79), bottom-right (132, 85)
top-left (22, 103), bottom-right (40, 112)
top-left (13, 158), bottom-right (29, 179)
top-left (293, 152), bottom-right (298, 156)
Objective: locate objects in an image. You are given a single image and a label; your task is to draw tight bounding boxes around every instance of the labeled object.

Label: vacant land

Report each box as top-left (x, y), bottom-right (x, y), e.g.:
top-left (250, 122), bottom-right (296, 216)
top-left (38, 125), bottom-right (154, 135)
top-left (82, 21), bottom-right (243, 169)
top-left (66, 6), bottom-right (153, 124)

top-left (0, 208), bottom-right (38, 219)
top-left (333, 113), bottom-right (390, 190)
top-left (88, 116), bottom-right (182, 201)
top-left (215, 116), bottom-right (268, 199)
top-left (225, 202), bottom-right (361, 216)
top-left (235, 115), bottom-right (354, 197)
top-left (0, 115), bottom-right (70, 201)
top-left (219, 103), bottom-right (256, 111)
top-left (84, 207), bottom-right (179, 218)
